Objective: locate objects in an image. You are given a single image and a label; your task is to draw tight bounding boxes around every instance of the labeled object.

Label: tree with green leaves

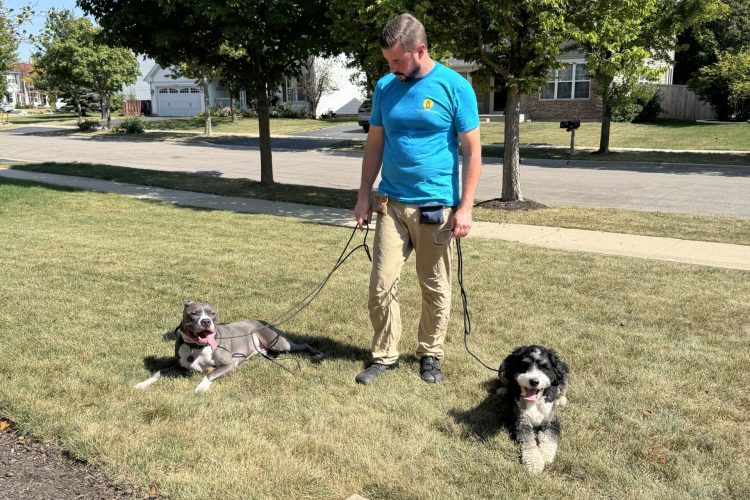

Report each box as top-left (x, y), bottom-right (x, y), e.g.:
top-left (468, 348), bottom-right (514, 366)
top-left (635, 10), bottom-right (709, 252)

top-left (433, 0), bottom-right (571, 201)
top-left (32, 9), bottom-right (138, 126)
top-left (84, 44), bottom-right (139, 128)
top-left (574, 0), bottom-right (727, 153)
top-left (1, 2), bottom-right (20, 98)
top-left (676, 0), bottom-right (749, 120)
top-left (690, 50), bottom-right (750, 120)
top-left (80, 0), bottom-right (336, 186)
top-left (328, 1), bottom-right (410, 96)
top-left (32, 11), bottom-right (96, 120)
top-left (674, 0), bottom-right (749, 85)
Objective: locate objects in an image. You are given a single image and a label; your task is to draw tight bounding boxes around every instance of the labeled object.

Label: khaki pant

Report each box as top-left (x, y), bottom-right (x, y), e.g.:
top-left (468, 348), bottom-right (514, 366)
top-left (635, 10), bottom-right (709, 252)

top-left (368, 197), bottom-right (454, 365)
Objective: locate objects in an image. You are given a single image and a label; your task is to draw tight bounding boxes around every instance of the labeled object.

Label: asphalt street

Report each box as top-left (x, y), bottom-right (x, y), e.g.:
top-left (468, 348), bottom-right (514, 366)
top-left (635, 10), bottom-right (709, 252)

top-left (2, 125), bottom-right (749, 219)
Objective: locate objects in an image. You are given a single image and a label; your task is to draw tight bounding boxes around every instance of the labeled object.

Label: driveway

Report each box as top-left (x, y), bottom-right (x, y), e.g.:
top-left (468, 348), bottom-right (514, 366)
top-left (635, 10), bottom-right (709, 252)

top-left (1, 130), bottom-right (749, 219)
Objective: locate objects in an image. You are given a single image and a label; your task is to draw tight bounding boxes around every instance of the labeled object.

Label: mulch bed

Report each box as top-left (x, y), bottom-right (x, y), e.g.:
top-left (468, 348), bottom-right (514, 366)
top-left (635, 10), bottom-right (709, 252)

top-left (474, 198), bottom-right (548, 211)
top-left (0, 419), bottom-right (146, 499)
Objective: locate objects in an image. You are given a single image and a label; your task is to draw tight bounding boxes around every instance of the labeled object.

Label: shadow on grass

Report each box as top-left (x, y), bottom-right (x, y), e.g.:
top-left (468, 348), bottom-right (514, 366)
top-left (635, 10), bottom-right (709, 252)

top-left (8, 162), bottom-right (359, 209)
top-left (448, 378), bottom-right (514, 441)
top-left (481, 146), bottom-right (750, 173)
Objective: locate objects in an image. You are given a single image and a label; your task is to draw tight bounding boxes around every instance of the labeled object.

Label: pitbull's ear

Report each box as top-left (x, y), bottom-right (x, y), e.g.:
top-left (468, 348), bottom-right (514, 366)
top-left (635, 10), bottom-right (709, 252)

top-left (184, 300), bottom-right (195, 308)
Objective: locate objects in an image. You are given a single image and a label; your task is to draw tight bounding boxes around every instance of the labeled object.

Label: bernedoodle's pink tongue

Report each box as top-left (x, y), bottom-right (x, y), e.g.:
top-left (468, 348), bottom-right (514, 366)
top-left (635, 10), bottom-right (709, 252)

top-left (524, 389), bottom-right (538, 401)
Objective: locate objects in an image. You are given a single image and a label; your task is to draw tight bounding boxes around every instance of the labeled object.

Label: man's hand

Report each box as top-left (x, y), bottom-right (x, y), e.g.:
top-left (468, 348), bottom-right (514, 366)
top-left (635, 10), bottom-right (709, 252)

top-left (354, 193), bottom-right (372, 229)
top-left (452, 205), bottom-right (473, 238)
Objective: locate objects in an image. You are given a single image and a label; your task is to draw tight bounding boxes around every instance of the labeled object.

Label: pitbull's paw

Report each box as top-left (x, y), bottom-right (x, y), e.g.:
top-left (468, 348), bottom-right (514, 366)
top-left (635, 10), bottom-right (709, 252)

top-left (194, 376), bottom-right (212, 394)
top-left (134, 373), bottom-right (159, 390)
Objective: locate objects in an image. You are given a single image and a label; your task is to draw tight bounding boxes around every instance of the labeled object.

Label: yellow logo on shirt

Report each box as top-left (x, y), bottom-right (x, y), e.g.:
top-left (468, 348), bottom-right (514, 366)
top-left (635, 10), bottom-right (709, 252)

top-left (423, 98), bottom-right (434, 110)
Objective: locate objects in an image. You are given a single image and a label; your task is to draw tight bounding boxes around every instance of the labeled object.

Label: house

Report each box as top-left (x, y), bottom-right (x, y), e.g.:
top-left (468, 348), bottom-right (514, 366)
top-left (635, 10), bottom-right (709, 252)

top-left (121, 56), bottom-right (156, 115)
top-left (4, 63), bottom-right (49, 108)
top-left (446, 50), bottom-right (673, 121)
top-left (142, 55), bottom-right (364, 117)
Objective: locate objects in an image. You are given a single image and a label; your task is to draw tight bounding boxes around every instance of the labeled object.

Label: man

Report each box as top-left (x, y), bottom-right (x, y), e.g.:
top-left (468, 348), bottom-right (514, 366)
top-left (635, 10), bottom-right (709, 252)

top-left (353, 13), bottom-right (482, 384)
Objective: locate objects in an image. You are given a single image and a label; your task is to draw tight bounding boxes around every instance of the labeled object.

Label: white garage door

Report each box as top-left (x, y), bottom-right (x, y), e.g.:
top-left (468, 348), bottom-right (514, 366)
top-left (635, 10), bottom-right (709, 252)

top-left (158, 87), bottom-right (202, 116)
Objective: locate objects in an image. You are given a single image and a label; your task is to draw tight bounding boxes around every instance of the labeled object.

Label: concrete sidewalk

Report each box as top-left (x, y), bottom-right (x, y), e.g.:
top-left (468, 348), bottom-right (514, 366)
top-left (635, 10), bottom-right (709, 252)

top-left (2, 168), bottom-right (749, 271)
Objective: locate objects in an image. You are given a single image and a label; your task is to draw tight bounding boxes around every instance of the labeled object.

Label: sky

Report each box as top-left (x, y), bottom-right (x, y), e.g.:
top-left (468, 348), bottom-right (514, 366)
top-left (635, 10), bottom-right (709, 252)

top-left (7, 0), bottom-right (85, 62)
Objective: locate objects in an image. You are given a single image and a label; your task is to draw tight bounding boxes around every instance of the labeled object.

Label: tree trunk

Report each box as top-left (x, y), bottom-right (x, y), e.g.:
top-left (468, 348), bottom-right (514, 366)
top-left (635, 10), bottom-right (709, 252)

top-left (502, 87), bottom-right (523, 201)
top-left (202, 76), bottom-right (212, 136)
top-left (76, 98), bottom-right (82, 123)
top-left (105, 96), bottom-right (112, 130)
top-left (597, 78), bottom-right (613, 154)
top-left (256, 83), bottom-right (274, 185)
top-left (598, 103), bottom-right (612, 154)
top-left (230, 88), bottom-right (237, 123)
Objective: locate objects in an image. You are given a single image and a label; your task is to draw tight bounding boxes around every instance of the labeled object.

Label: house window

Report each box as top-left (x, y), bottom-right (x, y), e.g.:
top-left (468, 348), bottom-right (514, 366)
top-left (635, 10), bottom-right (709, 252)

top-left (284, 77), bottom-right (306, 102)
top-left (158, 88), bottom-right (168, 94)
top-left (190, 88), bottom-right (201, 93)
top-left (540, 63), bottom-right (590, 100)
top-left (179, 88), bottom-right (190, 93)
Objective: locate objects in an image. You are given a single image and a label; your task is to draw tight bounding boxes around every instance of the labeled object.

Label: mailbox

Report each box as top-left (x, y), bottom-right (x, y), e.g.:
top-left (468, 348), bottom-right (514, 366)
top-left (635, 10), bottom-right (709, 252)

top-left (560, 119), bottom-right (581, 131)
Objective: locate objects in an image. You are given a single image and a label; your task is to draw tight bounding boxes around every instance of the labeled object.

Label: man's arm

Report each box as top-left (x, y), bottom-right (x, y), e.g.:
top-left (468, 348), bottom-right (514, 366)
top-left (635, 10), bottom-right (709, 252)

top-left (453, 126), bottom-right (482, 238)
top-left (354, 125), bottom-right (385, 228)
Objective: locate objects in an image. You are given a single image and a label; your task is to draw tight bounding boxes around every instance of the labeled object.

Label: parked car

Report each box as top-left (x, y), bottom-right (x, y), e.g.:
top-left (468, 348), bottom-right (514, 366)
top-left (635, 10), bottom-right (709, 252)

top-left (55, 98), bottom-right (67, 111)
top-left (1, 102), bottom-right (14, 113)
top-left (357, 99), bottom-right (371, 133)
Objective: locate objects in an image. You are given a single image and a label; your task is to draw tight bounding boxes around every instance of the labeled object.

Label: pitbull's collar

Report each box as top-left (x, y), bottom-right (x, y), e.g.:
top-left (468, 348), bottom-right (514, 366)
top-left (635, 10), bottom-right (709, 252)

top-left (179, 326), bottom-right (218, 350)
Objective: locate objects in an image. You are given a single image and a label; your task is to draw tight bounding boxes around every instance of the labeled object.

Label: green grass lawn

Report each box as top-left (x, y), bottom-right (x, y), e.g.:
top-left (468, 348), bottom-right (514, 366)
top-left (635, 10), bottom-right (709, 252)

top-left (327, 140), bottom-right (750, 166)
top-left (144, 116), bottom-right (356, 135)
top-left (1, 180), bottom-right (748, 499)
top-left (0, 112), bottom-right (79, 126)
top-left (480, 119), bottom-right (750, 151)
top-left (8, 162), bottom-right (750, 246)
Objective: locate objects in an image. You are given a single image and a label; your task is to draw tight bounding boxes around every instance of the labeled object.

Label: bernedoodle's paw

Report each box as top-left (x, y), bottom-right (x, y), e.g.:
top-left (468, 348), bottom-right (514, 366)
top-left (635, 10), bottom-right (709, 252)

top-left (521, 448), bottom-right (546, 474)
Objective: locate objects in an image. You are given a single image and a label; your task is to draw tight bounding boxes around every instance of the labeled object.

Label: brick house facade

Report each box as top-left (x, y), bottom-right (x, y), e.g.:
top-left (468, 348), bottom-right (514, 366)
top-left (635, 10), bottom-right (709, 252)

top-left (520, 81), bottom-right (603, 120)
top-left (448, 50), bottom-right (671, 121)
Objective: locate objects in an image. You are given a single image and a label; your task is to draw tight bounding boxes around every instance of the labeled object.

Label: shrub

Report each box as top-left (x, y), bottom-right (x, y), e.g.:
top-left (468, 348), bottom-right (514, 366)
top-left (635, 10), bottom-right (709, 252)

top-left (319, 109), bottom-right (337, 119)
top-left (109, 93), bottom-right (124, 114)
top-left (611, 84), bottom-right (662, 123)
top-left (77, 119), bottom-right (100, 132)
top-left (633, 90), bottom-right (662, 123)
top-left (273, 103), bottom-right (308, 119)
top-left (115, 116), bottom-right (145, 134)
top-left (209, 105), bottom-right (233, 117)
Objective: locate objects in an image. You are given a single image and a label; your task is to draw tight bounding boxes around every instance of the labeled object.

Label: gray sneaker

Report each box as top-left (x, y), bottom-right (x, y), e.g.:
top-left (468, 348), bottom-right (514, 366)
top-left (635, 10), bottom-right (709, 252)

top-left (355, 361), bottom-right (399, 384)
top-left (420, 356), bottom-right (444, 383)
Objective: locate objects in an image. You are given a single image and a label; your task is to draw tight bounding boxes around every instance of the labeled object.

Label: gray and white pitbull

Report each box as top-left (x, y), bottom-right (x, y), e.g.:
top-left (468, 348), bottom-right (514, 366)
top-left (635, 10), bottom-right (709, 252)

top-left (135, 301), bottom-right (322, 394)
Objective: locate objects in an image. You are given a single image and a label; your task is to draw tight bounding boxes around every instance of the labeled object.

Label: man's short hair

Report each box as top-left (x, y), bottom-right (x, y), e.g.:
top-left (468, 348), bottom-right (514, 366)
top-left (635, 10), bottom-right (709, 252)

top-left (379, 14), bottom-right (427, 52)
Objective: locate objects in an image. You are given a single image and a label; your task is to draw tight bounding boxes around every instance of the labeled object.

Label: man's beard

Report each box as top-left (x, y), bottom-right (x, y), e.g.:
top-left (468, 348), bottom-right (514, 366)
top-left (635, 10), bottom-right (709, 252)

top-left (395, 64), bottom-right (422, 81)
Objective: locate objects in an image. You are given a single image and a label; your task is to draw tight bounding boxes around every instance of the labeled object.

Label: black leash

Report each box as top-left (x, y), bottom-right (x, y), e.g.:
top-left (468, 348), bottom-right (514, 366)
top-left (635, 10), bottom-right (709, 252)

top-left (211, 224), bottom-right (372, 371)
top-left (434, 228), bottom-right (498, 374)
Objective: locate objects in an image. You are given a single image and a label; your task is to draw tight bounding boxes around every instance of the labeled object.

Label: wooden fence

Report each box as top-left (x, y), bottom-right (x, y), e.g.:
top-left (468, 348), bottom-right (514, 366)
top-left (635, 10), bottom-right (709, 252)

top-left (656, 84), bottom-right (716, 121)
top-left (123, 99), bottom-right (142, 116)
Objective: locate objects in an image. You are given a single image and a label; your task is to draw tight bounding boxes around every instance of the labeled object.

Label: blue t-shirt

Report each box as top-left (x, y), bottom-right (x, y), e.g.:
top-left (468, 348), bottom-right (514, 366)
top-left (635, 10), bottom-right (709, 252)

top-left (370, 61), bottom-right (480, 206)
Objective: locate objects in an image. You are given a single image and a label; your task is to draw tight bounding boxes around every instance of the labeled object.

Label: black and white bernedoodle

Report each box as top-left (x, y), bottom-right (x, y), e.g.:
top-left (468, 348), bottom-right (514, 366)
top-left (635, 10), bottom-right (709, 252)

top-left (135, 301), bottom-right (322, 394)
top-left (497, 345), bottom-right (569, 474)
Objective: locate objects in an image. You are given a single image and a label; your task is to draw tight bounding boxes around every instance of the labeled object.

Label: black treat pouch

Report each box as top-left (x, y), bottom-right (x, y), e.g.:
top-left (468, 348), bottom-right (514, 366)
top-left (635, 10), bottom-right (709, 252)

top-left (419, 204), bottom-right (445, 224)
